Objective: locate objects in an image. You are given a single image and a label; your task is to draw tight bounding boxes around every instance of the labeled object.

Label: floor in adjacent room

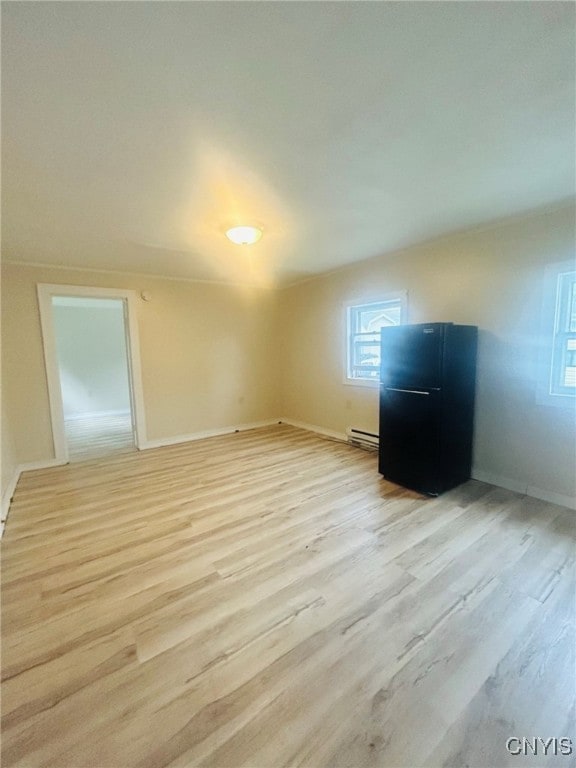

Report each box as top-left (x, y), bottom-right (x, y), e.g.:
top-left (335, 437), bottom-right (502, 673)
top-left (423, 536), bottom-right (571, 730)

top-left (1, 424), bottom-right (574, 767)
top-left (64, 412), bottom-right (135, 462)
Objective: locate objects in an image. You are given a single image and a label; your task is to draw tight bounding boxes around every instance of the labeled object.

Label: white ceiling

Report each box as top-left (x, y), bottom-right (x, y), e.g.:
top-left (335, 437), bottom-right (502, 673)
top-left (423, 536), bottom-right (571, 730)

top-left (2, 1), bottom-right (575, 288)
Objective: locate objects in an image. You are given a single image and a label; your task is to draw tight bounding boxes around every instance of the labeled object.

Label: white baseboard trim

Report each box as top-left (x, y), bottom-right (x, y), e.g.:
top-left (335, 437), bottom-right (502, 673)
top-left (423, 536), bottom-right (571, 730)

top-left (472, 469), bottom-right (576, 511)
top-left (140, 419), bottom-right (281, 450)
top-left (19, 458), bottom-right (69, 472)
top-left (279, 418), bottom-right (347, 443)
top-left (471, 469), bottom-right (526, 496)
top-left (1, 458), bottom-right (69, 537)
top-left (1, 467), bottom-right (21, 524)
top-left (526, 485), bottom-right (576, 511)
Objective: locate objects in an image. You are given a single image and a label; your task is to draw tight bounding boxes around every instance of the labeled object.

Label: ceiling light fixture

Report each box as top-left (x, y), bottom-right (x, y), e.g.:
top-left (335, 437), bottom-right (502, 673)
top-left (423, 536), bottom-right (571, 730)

top-left (225, 225), bottom-right (263, 245)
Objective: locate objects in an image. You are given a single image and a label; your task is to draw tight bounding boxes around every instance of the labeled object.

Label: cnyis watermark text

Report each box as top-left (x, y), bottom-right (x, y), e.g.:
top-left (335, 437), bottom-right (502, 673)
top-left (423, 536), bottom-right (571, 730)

top-left (506, 737), bottom-right (573, 757)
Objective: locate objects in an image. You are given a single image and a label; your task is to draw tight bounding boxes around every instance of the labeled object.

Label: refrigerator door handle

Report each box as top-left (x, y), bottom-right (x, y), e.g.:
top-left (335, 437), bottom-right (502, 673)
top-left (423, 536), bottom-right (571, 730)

top-left (385, 387), bottom-right (430, 395)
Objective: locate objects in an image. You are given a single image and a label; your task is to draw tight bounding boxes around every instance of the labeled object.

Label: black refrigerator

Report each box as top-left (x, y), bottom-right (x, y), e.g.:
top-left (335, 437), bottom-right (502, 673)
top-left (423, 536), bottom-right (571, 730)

top-left (378, 322), bottom-right (478, 496)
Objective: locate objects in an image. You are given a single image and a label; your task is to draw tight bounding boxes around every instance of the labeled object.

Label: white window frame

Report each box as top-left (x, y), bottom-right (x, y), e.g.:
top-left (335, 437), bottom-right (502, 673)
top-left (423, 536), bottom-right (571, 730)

top-left (536, 262), bottom-right (576, 407)
top-left (343, 291), bottom-right (407, 388)
top-left (550, 269), bottom-right (576, 396)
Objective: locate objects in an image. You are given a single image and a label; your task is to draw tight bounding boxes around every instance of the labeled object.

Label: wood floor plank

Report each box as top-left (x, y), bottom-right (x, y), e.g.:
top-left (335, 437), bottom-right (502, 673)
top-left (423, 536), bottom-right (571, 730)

top-left (1, 424), bottom-right (574, 767)
top-left (425, 572), bottom-right (576, 767)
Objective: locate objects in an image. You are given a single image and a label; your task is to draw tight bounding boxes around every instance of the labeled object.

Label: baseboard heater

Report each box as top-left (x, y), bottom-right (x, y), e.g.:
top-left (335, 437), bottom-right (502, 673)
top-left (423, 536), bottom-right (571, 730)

top-left (346, 427), bottom-right (379, 450)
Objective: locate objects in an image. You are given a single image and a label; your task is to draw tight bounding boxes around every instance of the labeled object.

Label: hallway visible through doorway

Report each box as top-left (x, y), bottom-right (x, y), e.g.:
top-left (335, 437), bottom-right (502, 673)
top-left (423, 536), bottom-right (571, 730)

top-left (51, 295), bottom-right (136, 462)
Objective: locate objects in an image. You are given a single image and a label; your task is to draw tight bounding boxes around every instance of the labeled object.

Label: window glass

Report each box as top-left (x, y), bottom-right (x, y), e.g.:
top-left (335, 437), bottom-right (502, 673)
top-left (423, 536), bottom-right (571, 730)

top-left (347, 299), bottom-right (404, 382)
top-left (551, 270), bottom-right (576, 396)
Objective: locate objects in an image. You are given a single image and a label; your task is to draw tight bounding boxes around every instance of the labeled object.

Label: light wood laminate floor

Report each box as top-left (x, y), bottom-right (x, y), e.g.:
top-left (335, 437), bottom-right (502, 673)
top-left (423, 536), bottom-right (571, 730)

top-left (1, 425), bottom-right (574, 767)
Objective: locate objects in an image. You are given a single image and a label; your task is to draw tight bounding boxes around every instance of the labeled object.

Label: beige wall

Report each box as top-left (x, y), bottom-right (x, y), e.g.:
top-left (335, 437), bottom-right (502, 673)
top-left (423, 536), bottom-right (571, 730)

top-left (278, 205), bottom-right (576, 504)
top-left (1, 264), bottom-right (281, 470)
top-left (1, 392), bottom-right (18, 506)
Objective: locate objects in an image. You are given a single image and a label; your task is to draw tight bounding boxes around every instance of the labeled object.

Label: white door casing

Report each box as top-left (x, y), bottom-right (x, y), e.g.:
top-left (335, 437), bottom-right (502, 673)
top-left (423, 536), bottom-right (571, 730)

top-left (37, 283), bottom-right (148, 462)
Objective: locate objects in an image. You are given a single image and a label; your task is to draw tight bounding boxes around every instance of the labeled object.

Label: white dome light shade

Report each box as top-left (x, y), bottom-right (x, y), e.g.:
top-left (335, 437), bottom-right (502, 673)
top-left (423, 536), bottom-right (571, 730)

top-left (225, 225), bottom-right (262, 245)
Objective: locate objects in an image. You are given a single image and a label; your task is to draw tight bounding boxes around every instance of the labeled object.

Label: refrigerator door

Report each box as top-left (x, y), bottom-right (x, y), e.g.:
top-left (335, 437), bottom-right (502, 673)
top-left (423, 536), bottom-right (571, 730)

top-left (378, 386), bottom-right (442, 495)
top-left (380, 323), bottom-right (446, 390)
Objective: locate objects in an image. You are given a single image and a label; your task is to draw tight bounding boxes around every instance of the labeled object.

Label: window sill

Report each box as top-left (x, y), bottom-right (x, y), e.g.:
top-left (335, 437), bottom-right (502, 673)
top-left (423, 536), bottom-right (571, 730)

top-left (344, 378), bottom-right (380, 389)
top-left (535, 389), bottom-right (576, 408)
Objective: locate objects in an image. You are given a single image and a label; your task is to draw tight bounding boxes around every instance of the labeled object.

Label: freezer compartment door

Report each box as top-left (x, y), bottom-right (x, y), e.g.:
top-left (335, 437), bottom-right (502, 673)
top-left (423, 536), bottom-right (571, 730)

top-left (380, 323), bottom-right (445, 390)
top-left (378, 387), bottom-right (442, 495)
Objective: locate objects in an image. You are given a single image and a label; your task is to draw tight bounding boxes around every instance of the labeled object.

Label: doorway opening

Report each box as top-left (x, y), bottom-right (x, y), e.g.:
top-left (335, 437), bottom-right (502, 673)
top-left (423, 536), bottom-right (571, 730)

top-left (38, 285), bottom-right (147, 464)
top-left (53, 296), bottom-right (134, 461)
